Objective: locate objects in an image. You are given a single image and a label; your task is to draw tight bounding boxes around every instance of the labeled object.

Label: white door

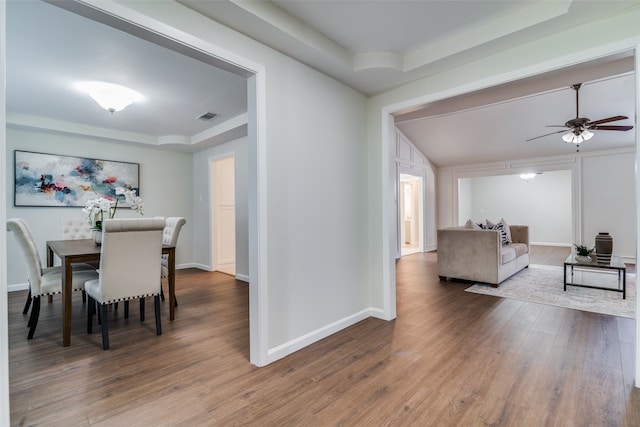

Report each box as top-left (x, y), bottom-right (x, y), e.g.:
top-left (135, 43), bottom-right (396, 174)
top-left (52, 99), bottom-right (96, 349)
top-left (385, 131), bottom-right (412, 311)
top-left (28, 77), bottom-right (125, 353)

top-left (399, 173), bottom-right (423, 256)
top-left (213, 156), bottom-right (236, 275)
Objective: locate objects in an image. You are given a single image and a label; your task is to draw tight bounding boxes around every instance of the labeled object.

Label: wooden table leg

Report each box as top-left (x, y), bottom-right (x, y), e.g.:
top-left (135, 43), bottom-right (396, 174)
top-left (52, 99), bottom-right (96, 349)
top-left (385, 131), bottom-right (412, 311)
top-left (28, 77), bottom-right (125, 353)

top-left (168, 248), bottom-right (176, 321)
top-left (46, 246), bottom-right (53, 268)
top-left (47, 247), bottom-right (54, 303)
top-left (61, 257), bottom-right (72, 347)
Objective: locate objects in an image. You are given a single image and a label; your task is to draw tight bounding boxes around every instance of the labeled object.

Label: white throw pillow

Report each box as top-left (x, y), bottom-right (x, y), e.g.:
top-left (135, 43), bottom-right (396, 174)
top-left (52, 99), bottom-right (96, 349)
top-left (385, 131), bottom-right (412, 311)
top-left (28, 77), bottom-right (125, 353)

top-left (464, 219), bottom-right (482, 230)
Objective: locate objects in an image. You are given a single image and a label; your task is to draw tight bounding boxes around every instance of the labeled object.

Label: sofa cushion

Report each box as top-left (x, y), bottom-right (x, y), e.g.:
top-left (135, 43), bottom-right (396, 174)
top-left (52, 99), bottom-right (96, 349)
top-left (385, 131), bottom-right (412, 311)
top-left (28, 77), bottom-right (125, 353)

top-left (511, 242), bottom-right (528, 257)
top-left (500, 245), bottom-right (516, 264)
top-left (500, 242), bottom-right (528, 265)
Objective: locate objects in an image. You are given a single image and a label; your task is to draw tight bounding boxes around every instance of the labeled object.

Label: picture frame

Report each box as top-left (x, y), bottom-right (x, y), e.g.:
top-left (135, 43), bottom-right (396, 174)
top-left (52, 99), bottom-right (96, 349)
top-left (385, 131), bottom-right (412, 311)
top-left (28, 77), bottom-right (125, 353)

top-left (14, 150), bottom-right (140, 207)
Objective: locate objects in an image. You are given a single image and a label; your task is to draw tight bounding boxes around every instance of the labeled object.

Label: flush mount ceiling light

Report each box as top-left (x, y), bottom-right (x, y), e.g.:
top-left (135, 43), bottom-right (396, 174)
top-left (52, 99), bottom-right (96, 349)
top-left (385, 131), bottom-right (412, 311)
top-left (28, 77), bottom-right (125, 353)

top-left (75, 81), bottom-right (143, 114)
top-left (519, 173), bottom-right (537, 180)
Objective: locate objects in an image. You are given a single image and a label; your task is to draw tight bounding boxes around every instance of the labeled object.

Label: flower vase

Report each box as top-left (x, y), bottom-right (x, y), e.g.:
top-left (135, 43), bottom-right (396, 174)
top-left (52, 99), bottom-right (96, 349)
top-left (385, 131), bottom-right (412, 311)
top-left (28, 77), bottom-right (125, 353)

top-left (94, 230), bottom-right (102, 246)
top-left (595, 232), bottom-right (612, 264)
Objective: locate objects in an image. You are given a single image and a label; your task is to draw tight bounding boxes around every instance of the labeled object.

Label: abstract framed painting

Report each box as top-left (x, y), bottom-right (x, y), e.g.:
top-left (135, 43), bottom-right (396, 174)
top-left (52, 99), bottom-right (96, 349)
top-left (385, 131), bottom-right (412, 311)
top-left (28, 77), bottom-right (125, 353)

top-left (14, 150), bottom-right (140, 207)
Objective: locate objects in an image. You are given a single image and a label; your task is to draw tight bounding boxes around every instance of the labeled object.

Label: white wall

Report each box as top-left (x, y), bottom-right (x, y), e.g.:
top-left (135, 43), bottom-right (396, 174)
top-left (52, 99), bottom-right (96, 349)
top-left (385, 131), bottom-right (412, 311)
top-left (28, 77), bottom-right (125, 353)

top-left (462, 170), bottom-right (573, 245)
top-left (582, 151), bottom-right (636, 259)
top-left (458, 178), bottom-right (472, 225)
top-left (104, 1), bottom-right (370, 360)
top-left (191, 136), bottom-right (249, 280)
top-left (6, 127), bottom-right (193, 287)
top-left (264, 62), bottom-right (369, 348)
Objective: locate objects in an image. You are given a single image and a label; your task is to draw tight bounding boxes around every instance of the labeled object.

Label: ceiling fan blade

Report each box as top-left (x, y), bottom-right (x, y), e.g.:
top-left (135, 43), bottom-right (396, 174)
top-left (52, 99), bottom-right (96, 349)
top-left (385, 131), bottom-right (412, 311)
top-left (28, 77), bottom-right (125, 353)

top-left (590, 125), bottom-right (634, 131)
top-left (525, 130), bottom-right (566, 142)
top-left (587, 115), bottom-right (628, 126)
top-left (545, 125), bottom-right (568, 128)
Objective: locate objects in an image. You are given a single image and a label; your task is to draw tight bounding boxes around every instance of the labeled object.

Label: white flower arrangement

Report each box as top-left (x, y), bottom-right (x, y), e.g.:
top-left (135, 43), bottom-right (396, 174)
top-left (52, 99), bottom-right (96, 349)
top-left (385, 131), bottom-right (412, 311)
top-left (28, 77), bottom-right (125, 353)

top-left (82, 187), bottom-right (144, 231)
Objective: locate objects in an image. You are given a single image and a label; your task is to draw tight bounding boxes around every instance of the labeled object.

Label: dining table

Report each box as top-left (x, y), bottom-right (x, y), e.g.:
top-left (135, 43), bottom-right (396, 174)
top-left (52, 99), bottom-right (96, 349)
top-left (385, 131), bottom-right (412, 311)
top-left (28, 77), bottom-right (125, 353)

top-left (46, 239), bottom-right (176, 347)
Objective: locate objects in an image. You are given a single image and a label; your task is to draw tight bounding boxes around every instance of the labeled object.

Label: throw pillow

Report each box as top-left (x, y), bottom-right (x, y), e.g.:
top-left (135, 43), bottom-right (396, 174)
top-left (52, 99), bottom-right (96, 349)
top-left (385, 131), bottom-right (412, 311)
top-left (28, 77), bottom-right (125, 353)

top-left (498, 218), bottom-right (512, 244)
top-left (486, 218), bottom-right (511, 245)
top-left (464, 219), bottom-right (482, 230)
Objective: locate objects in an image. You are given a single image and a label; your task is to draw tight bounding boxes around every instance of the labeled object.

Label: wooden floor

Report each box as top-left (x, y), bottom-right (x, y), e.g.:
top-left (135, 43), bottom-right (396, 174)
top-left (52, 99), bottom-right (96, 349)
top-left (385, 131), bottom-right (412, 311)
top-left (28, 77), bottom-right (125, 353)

top-left (8, 247), bottom-right (640, 426)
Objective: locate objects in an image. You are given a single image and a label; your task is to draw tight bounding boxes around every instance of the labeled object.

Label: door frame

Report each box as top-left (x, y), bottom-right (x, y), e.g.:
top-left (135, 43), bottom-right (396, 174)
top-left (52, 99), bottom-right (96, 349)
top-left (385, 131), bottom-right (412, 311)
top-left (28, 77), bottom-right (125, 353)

top-left (397, 169), bottom-right (425, 257)
top-left (0, 1), bottom-right (270, 372)
top-left (380, 43), bottom-right (640, 385)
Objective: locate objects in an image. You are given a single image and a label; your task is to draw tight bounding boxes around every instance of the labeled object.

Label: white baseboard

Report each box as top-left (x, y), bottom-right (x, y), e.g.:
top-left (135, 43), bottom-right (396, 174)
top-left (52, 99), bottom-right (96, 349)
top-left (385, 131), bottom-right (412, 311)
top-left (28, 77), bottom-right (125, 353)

top-left (176, 262), bottom-right (199, 270)
top-left (8, 283), bottom-right (28, 293)
top-left (184, 263), bottom-right (251, 281)
top-left (191, 263), bottom-right (213, 271)
top-left (368, 307), bottom-right (392, 320)
top-left (265, 308), bottom-right (379, 364)
top-left (622, 256), bottom-right (637, 265)
top-left (235, 274), bottom-right (249, 283)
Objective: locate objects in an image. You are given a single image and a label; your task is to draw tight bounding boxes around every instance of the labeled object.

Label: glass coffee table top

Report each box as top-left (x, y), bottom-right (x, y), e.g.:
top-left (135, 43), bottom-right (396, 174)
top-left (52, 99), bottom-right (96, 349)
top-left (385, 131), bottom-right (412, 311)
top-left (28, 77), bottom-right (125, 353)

top-left (564, 254), bottom-right (625, 269)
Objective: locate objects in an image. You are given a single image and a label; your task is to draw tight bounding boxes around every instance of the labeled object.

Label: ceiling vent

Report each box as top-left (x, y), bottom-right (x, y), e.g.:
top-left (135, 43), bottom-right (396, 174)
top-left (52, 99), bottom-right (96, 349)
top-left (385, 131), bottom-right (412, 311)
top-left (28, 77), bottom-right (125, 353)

top-left (197, 112), bottom-right (218, 121)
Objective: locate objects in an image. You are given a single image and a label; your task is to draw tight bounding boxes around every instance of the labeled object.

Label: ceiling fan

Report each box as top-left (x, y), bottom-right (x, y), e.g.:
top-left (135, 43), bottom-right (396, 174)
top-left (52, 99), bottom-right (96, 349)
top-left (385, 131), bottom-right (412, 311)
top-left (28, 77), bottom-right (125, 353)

top-left (526, 83), bottom-right (633, 146)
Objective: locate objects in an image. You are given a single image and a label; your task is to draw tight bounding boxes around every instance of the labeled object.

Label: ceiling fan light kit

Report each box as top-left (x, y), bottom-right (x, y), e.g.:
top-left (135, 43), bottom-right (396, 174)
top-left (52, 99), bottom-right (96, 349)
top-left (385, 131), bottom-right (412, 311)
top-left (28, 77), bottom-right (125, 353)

top-left (562, 128), bottom-right (593, 144)
top-left (526, 82), bottom-right (633, 148)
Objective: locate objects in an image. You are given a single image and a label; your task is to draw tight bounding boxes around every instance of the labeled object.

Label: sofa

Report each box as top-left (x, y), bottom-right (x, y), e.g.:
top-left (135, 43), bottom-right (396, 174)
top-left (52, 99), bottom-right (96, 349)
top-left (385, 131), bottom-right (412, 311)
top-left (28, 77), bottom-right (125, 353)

top-left (437, 224), bottom-right (530, 287)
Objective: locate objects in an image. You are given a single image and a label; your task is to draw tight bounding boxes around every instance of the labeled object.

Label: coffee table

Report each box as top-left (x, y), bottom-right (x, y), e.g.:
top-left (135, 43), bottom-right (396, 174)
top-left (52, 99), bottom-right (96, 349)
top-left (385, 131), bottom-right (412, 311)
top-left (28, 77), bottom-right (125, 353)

top-left (563, 254), bottom-right (626, 299)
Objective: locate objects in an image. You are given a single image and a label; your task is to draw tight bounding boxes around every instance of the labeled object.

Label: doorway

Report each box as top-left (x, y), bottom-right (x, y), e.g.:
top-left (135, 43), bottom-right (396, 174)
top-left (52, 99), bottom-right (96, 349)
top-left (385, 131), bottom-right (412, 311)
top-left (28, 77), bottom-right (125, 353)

top-left (211, 155), bottom-right (236, 275)
top-left (0, 0), bottom-right (268, 368)
top-left (399, 173), bottom-right (423, 256)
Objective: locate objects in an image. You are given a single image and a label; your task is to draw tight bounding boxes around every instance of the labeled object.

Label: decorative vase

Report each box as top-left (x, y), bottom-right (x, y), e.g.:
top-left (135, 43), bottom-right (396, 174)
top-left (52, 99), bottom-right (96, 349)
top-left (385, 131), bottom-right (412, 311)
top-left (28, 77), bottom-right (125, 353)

top-left (595, 232), bottom-right (613, 264)
top-left (94, 230), bottom-right (102, 246)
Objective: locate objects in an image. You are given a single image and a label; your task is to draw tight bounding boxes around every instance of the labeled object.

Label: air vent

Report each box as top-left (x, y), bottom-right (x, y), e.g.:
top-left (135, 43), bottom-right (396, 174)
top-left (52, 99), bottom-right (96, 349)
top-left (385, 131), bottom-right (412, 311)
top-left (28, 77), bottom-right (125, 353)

top-left (197, 112), bottom-right (218, 121)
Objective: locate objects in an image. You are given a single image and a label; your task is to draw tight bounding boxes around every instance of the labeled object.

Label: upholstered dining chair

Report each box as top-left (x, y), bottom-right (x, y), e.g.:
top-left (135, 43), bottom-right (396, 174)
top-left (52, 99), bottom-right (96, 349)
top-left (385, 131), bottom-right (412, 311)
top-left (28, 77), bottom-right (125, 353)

top-left (60, 217), bottom-right (101, 297)
top-left (7, 218), bottom-right (99, 339)
top-left (158, 217), bottom-right (186, 305)
top-left (84, 218), bottom-right (165, 350)
top-left (60, 216), bottom-right (94, 240)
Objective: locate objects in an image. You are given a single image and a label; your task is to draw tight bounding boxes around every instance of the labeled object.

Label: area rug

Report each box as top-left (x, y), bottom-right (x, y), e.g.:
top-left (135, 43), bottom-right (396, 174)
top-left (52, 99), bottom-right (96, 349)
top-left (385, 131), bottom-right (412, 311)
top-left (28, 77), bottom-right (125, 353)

top-left (465, 264), bottom-right (636, 318)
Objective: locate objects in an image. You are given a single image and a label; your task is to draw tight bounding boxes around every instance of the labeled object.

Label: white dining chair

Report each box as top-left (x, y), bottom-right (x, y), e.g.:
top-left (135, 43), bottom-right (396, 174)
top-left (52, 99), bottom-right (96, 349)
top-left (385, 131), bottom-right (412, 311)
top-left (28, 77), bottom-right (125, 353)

top-left (84, 218), bottom-right (165, 350)
top-left (60, 216), bottom-right (94, 240)
top-left (7, 218), bottom-right (99, 339)
top-left (60, 216), bottom-right (101, 296)
top-left (158, 217), bottom-right (186, 305)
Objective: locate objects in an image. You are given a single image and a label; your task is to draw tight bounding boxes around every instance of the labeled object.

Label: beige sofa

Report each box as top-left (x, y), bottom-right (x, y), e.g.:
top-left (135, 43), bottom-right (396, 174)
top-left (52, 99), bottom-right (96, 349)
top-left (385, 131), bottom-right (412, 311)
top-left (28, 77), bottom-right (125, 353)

top-left (437, 225), bottom-right (530, 287)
